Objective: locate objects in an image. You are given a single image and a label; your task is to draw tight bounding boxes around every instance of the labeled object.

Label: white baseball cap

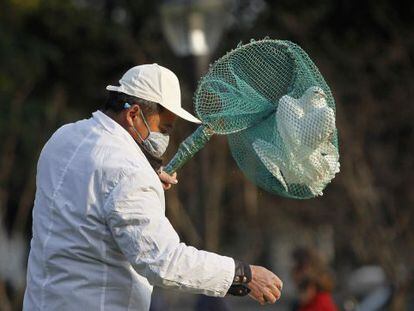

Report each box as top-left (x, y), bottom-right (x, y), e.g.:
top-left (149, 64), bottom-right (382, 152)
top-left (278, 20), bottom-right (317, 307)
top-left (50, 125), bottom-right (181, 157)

top-left (106, 64), bottom-right (201, 123)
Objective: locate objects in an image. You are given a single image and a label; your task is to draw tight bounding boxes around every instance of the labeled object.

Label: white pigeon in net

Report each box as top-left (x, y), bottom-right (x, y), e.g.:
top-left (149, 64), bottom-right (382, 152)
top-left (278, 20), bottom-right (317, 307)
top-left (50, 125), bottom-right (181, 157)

top-left (253, 86), bottom-right (340, 196)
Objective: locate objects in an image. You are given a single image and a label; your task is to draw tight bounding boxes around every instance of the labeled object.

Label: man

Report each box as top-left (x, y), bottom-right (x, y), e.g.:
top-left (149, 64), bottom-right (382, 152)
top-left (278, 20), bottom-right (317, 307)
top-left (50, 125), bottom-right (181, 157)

top-left (23, 64), bottom-right (283, 310)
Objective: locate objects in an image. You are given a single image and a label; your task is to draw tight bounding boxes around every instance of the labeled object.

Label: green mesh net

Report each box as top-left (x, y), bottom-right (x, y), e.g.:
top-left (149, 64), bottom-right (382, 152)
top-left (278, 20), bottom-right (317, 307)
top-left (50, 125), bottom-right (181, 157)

top-left (164, 39), bottom-right (339, 199)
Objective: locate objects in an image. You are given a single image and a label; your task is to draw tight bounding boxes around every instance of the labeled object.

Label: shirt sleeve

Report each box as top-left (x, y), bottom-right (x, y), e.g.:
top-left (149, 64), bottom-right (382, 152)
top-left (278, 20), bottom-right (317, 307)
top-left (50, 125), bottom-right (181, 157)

top-left (104, 169), bottom-right (235, 297)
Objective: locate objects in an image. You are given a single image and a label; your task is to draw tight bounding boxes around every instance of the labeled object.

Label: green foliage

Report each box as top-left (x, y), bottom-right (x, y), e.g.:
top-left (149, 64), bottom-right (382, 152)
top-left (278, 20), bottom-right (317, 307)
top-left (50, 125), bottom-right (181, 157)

top-left (0, 0), bottom-right (165, 232)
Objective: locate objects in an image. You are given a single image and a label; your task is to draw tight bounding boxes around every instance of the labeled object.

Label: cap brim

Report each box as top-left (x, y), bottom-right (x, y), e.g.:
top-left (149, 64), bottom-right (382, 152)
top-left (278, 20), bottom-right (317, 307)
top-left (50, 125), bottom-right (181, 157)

top-left (106, 85), bottom-right (137, 98)
top-left (106, 85), bottom-right (119, 92)
top-left (167, 106), bottom-right (201, 124)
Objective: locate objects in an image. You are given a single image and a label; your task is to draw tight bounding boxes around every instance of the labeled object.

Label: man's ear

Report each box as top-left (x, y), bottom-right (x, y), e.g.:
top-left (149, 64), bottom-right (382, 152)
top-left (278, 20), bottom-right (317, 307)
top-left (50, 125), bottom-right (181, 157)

top-left (125, 104), bottom-right (141, 127)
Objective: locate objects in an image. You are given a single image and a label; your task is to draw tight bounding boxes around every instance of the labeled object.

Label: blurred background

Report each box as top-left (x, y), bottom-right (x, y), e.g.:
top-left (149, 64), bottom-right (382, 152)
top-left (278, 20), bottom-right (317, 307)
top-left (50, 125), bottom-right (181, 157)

top-left (0, 0), bottom-right (413, 310)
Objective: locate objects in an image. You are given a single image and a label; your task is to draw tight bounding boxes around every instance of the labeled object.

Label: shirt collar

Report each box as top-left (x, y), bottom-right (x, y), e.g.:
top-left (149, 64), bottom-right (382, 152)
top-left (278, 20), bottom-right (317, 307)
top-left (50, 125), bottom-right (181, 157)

top-left (92, 110), bottom-right (139, 149)
top-left (92, 110), bottom-right (158, 173)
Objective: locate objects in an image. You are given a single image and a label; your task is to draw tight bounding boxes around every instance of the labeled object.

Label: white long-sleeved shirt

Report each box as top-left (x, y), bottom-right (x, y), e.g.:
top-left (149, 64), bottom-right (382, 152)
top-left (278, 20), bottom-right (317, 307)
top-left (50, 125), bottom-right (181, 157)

top-left (23, 110), bottom-right (235, 311)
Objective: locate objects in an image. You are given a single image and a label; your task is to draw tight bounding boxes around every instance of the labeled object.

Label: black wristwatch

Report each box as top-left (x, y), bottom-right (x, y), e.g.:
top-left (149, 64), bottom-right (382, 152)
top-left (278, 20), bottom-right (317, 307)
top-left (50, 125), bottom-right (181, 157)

top-left (227, 260), bottom-right (252, 296)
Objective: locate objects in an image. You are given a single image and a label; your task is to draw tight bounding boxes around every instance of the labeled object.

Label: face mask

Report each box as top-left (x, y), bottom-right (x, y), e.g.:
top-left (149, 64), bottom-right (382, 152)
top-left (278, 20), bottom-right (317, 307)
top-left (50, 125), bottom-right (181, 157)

top-left (131, 108), bottom-right (170, 158)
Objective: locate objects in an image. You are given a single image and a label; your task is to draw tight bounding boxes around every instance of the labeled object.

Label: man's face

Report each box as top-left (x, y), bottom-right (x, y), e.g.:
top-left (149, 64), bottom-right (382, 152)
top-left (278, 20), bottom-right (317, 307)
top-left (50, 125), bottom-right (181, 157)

top-left (122, 105), bottom-right (176, 159)
top-left (108, 104), bottom-right (176, 148)
top-left (143, 108), bottom-right (176, 137)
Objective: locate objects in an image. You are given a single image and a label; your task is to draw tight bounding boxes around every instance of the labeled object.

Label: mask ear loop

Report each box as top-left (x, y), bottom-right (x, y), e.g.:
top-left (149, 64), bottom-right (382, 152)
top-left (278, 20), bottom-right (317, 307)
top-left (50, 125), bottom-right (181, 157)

top-left (139, 109), bottom-right (152, 132)
top-left (124, 102), bottom-right (146, 142)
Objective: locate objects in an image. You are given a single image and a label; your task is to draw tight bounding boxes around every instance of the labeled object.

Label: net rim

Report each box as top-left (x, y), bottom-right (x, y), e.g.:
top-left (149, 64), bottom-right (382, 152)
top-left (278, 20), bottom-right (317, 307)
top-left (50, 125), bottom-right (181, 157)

top-left (194, 39), bottom-right (296, 131)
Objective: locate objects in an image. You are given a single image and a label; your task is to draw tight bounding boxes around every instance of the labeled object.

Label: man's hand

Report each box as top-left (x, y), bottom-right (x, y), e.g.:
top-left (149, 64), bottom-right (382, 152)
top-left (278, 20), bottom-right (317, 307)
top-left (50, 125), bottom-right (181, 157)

top-left (248, 265), bottom-right (283, 305)
top-left (157, 169), bottom-right (178, 190)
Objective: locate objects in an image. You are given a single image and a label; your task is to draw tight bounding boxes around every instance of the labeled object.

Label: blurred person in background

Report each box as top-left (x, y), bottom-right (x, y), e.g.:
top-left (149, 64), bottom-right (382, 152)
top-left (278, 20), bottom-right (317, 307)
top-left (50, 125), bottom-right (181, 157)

top-left (291, 247), bottom-right (339, 311)
top-left (23, 64), bottom-right (283, 310)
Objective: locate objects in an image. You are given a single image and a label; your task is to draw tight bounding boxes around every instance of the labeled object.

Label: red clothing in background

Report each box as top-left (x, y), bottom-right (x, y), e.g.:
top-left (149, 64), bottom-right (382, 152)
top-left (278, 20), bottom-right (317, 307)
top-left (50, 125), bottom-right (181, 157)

top-left (299, 292), bottom-right (339, 311)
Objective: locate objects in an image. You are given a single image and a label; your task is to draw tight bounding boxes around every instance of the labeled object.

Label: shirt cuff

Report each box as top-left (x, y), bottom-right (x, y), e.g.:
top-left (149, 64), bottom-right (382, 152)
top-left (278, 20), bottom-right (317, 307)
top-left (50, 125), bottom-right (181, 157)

top-left (214, 256), bottom-right (236, 297)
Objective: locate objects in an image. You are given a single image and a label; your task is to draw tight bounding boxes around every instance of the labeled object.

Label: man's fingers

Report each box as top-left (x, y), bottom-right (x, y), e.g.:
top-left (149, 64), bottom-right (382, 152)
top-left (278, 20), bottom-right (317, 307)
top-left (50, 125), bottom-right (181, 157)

top-left (159, 172), bottom-right (178, 183)
top-left (268, 284), bottom-right (281, 300)
top-left (158, 170), bottom-right (178, 187)
top-left (274, 276), bottom-right (283, 290)
top-left (248, 287), bottom-right (279, 305)
top-left (252, 295), bottom-right (265, 306)
top-left (263, 289), bottom-right (277, 304)
top-left (247, 266), bottom-right (283, 305)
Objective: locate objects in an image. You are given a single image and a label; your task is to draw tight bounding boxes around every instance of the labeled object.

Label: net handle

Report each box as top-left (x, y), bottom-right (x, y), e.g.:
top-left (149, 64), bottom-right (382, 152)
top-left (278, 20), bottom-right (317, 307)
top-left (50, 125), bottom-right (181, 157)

top-left (163, 125), bottom-right (214, 175)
